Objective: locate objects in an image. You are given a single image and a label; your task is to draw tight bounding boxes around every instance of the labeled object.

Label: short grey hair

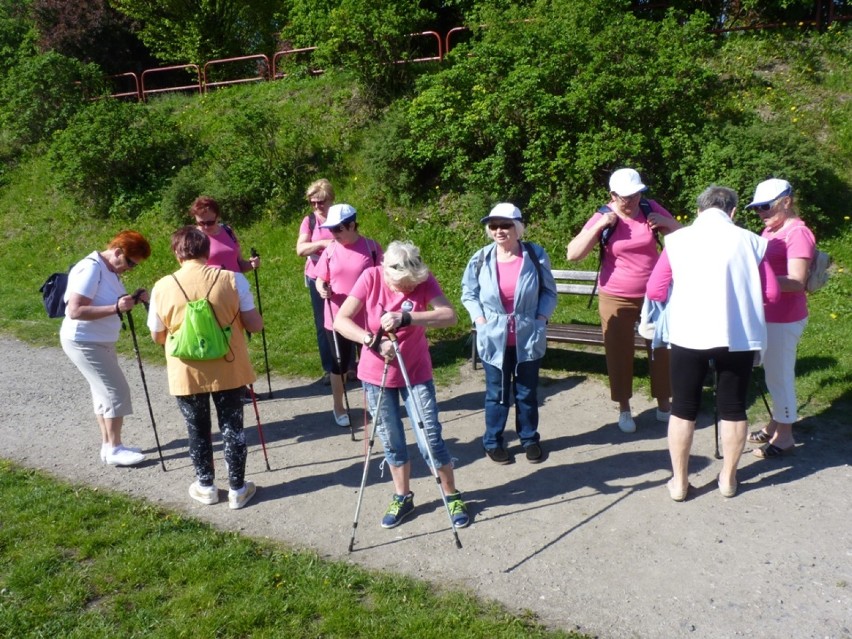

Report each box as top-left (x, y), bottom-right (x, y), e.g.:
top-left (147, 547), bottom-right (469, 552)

top-left (485, 220), bottom-right (526, 240)
top-left (697, 185), bottom-right (738, 215)
top-left (383, 241), bottom-right (430, 289)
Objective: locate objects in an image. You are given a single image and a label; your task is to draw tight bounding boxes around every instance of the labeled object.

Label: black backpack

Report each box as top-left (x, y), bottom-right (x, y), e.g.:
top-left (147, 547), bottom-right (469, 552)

top-left (588, 198), bottom-right (662, 308)
top-left (39, 256), bottom-right (99, 318)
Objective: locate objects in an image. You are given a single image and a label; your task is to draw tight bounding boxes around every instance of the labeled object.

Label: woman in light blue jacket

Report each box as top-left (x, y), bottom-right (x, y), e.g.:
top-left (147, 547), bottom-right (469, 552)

top-left (461, 203), bottom-right (558, 464)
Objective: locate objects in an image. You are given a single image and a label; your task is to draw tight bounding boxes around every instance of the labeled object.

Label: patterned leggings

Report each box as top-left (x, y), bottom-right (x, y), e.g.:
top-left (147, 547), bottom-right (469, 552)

top-left (176, 388), bottom-right (247, 491)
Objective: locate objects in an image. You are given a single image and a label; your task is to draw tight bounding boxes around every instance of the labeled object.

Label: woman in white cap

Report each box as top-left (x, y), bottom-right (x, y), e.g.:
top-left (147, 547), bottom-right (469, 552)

top-left (315, 203), bottom-right (383, 427)
top-left (461, 203), bottom-right (558, 464)
top-left (566, 168), bottom-right (680, 433)
top-left (744, 178), bottom-right (815, 459)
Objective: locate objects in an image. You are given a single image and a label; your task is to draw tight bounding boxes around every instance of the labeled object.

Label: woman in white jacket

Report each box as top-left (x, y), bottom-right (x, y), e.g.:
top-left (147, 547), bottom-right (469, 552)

top-left (461, 203), bottom-right (558, 464)
top-left (646, 186), bottom-right (779, 501)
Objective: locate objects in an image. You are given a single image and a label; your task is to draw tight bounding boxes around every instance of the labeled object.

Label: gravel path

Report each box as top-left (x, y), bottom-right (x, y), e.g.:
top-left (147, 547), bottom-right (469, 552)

top-left (2, 336), bottom-right (850, 638)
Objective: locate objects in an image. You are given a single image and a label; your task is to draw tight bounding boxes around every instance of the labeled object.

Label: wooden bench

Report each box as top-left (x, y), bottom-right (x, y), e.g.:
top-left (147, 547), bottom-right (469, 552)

top-left (470, 269), bottom-right (647, 369)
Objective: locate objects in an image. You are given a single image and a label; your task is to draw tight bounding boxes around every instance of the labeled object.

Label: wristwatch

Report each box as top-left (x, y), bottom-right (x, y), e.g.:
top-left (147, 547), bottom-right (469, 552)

top-left (363, 332), bottom-right (374, 345)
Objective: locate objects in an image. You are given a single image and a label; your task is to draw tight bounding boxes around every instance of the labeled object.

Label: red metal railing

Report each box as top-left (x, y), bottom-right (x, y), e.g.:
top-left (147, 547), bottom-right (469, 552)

top-left (203, 54), bottom-right (270, 91)
top-left (111, 10), bottom-right (851, 101)
top-left (141, 64), bottom-right (202, 101)
top-left (271, 46), bottom-right (320, 80)
top-left (108, 72), bottom-right (141, 101)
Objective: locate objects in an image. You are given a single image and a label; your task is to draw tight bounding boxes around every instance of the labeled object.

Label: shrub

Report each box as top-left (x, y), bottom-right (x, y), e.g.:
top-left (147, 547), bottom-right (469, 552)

top-left (0, 51), bottom-right (103, 148)
top-left (48, 99), bottom-right (189, 217)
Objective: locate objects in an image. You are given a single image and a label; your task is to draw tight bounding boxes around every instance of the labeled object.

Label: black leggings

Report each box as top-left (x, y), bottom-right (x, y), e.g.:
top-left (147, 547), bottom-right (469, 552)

top-left (176, 388), bottom-right (247, 490)
top-left (324, 329), bottom-right (357, 375)
top-left (670, 345), bottom-right (754, 422)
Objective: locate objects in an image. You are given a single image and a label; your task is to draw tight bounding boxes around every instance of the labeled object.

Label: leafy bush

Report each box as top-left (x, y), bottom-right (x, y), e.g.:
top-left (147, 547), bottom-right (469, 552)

top-left (48, 98), bottom-right (189, 217)
top-left (0, 51), bottom-right (103, 148)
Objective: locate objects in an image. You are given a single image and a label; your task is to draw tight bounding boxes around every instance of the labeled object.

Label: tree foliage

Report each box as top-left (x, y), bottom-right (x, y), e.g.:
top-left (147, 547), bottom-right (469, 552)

top-left (31, 0), bottom-right (154, 74)
top-left (110, 0), bottom-right (282, 65)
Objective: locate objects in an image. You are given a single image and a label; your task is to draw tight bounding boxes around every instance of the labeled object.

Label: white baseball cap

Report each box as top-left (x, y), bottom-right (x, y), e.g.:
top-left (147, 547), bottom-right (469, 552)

top-left (746, 179), bottom-right (793, 209)
top-left (479, 202), bottom-right (522, 224)
top-left (320, 203), bottom-right (357, 228)
top-left (609, 168), bottom-right (647, 197)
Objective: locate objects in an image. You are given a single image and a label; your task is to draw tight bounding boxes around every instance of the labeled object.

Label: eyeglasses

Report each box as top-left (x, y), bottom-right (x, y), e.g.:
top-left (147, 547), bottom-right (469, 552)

top-left (196, 219), bottom-right (218, 227)
top-left (125, 255), bottom-right (138, 269)
top-left (489, 223), bottom-right (514, 231)
top-left (310, 199), bottom-right (328, 208)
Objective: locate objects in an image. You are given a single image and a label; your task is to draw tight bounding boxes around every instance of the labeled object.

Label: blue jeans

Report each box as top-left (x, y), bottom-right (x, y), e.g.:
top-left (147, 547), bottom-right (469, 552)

top-left (307, 277), bottom-right (334, 373)
top-left (481, 348), bottom-right (541, 450)
top-left (364, 380), bottom-right (451, 469)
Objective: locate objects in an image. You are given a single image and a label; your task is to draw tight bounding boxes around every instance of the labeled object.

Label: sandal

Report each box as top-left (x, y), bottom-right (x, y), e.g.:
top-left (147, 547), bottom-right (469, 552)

top-left (747, 429), bottom-right (772, 445)
top-left (667, 479), bottom-right (691, 502)
top-left (752, 443), bottom-right (794, 459)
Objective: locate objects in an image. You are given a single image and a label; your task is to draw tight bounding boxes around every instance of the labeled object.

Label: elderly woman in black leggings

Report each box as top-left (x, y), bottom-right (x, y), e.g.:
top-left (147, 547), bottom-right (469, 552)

top-left (645, 186), bottom-right (779, 501)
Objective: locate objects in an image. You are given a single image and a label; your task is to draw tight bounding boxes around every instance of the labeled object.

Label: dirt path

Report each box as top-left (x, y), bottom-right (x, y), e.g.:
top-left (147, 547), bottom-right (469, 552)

top-left (2, 336), bottom-right (850, 638)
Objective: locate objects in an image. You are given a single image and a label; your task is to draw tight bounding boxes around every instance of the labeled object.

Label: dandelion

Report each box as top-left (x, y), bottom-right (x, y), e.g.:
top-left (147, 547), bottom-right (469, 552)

top-left (790, 106), bottom-right (797, 112)
top-left (830, 313), bottom-right (837, 320)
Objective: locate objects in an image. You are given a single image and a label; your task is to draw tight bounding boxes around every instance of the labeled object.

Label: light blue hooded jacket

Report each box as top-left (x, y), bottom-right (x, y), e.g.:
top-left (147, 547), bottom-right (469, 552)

top-left (461, 242), bottom-right (558, 369)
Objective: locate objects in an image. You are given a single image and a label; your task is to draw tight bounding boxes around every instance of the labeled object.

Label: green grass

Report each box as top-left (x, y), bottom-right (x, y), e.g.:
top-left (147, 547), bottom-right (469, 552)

top-left (0, 462), bottom-right (581, 639)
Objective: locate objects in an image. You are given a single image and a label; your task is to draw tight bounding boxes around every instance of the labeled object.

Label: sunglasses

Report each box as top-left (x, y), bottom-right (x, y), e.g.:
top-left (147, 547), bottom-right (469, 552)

top-left (754, 202), bottom-right (775, 212)
top-left (125, 255), bottom-right (138, 269)
top-left (328, 224), bottom-right (347, 233)
top-left (489, 223), bottom-right (514, 231)
top-left (196, 219), bottom-right (218, 227)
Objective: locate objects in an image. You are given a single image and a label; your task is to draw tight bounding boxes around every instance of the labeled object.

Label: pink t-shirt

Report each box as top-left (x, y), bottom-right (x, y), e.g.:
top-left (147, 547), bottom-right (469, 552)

top-left (299, 215), bottom-right (334, 279)
top-left (496, 255), bottom-right (522, 346)
top-left (762, 218), bottom-right (815, 323)
top-left (314, 236), bottom-right (383, 330)
top-left (349, 267), bottom-right (444, 388)
top-left (582, 200), bottom-right (671, 298)
top-left (206, 225), bottom-right (241, 272)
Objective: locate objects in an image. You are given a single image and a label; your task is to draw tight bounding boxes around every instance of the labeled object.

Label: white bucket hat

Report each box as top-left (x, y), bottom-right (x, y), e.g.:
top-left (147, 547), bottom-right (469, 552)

top-left (479, 202), bottom-right (522, 224)
top-left (746, 179), bottom-right (793, 209)
top-left (320, 203), bottom-right (357, 228)
top-left (609, 168), bottom-right (647, 197)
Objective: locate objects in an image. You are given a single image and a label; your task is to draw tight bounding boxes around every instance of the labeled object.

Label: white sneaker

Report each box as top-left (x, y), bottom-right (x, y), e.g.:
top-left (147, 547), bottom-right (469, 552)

top-left (618, 411), bottom-right (636, 433)
top-left (333, 411), bottom-right (351, 427)
top-left (104, 445), bottom-right (146, 466)
top-left (100, 444), bottom-right (142, 463)
top-left (656, 409), bottom-right (671, 422)
top-left (188, 481), bottom-right (219, 505)
top-left (229, 481), bottom-right (257, 510)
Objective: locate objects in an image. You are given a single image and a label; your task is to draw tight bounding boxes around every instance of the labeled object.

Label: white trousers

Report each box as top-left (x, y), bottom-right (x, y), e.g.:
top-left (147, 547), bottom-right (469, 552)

top-left (763, 319), bottom-right (807, 424)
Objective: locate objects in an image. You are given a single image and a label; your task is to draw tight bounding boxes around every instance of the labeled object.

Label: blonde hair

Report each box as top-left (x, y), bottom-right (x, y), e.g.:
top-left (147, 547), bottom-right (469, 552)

top-left (383, 241), bottom-right (429, 289)
top-left (305, 179), bottom-right (335, 203)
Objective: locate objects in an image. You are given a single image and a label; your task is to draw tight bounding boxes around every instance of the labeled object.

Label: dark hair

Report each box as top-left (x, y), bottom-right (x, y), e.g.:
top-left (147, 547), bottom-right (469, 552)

top-left (190, 195), bottom-right (221, 219)
top-left (108, 230), bottom-right (151, 262)
top-left (697, 185), bottom-right (738, 215)
top-left (171, 226), bottom-right (210, 261)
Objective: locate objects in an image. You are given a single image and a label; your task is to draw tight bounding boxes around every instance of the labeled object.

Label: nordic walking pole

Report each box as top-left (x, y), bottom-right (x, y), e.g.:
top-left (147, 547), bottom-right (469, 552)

top-left (348, 361), bottom-right (390, 552)
top-left (387, 333), bottom-right (463, 549)
top-left (248, 384), bottom-right (271, 471)
top-left (250, 248), bottom-right (272, 399)
top-left (711, 359), bottom-right (721, 460)
top-left (325, 285), bottom-right (355, 441)
top-left (125, 304), bottom-right (166, 471)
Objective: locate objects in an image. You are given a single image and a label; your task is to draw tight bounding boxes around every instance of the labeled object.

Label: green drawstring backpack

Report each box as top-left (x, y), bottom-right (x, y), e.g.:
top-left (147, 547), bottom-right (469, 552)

top-left (166, 269), bottom-right (233, 361)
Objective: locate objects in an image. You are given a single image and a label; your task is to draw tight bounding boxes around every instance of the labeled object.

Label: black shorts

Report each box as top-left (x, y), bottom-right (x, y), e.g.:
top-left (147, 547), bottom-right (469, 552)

top-left (670, 344), bottom-right (755, 422)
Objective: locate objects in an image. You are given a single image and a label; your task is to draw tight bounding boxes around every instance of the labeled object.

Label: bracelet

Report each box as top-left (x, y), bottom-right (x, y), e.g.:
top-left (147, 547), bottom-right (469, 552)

top-left (114, 301), bottom-right (121, 315)
top-left (400, 311), bottom-right (412, 328)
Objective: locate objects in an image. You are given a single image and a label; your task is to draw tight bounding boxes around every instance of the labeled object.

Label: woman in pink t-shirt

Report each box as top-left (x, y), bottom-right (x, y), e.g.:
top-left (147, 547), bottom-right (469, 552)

top-left (295, 179), bottom-right (337, 383)
top-left (333, 241), bottom-right (469, 531)
top-left (566, 168), bottom-right (680, 434)
top-left (314, 204), bottom-right (383, 427)
top-left (745, 179), bottom-right (815, 459)
top-left (190, 196), bottom-right (260, 274)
